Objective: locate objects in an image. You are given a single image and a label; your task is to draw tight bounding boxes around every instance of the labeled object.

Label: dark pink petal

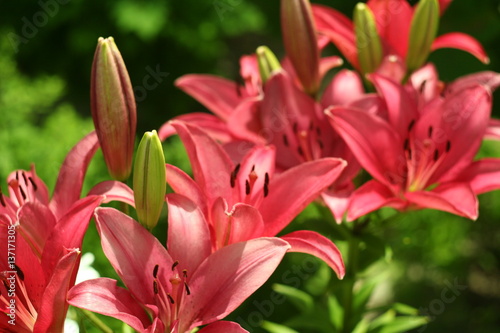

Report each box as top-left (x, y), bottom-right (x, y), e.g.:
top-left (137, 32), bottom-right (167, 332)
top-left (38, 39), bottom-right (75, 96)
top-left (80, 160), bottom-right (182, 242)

top-left (166, 164), bottom-right (208, 216)
top-left (438, 0), bottom-right (452, 14)
top-left (347, 180), bottom-right (404, 221)
top-left (281, 230), bottom-right (345, 279)
top-left (158, 113), bottom-right (235, 143)
top-left (227, 98), bottom-right (267, 145)
top-left (88, 180), bottom-right (135, 207)
top-left (34, 249), bottom-right (80, 333)
top-left (260, 158), bottom-right (346, 236)
top-left (485, 118), bottom-right (500, 141)
top-left (321, 69), bottom-right (364, 108)
top-left (49, 131), bottom-right (99, 220)
top-left (312, 4), bottom-right (359, 69)
top-left (405, 182), bottom-right (478, 220)
top-left (41, 195), bottom-right (103, 282)
top-left (175, 74), bottom-right (245, 120)
top-left (445, 71), bottom-right (500, 95)
top-left (367, 0), bottom-right (413, 58)
top-left (198, 321), bottom-right (248, 333)
top-left (319, 56), bottom-right (344, 80)
top-left (171, 121), bottom-right (233, 205)
top-left (320, 185), bottom-right (352, 224)
top-left (432, 32), bottom-right (490, 64)
top-left (454, 159), bottom-right (500, 194)
top-left (94, 207), bottom-right (174, 305)
top-left (408, 63), bottom-right (441, 103)
top-left (17, 201), bottom-right (56, 258)
top-left (68, 278), bottom-right (152, 332)
top-left (327, 107), bottom-right (403, 187)
top-left (370, 73), bottom-right (419, 138)
top-left (179, 238), bottom-right (290, 331)
top-left (166, 193), bottom-right (211, 273)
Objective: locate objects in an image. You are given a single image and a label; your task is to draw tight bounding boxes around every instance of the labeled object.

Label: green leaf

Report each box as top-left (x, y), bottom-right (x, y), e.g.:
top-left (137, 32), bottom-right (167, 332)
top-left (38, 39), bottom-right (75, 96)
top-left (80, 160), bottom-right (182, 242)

top-left (327, 294), bottom-right (344, 331)
top-left (261, 320), bottom-right (300, 333)
top-left (392, 302), bottom-right (419, 316)
top-left (352, 317), bottom-right (370, 333)
top-left (272, 283), bottom-right (314, 312)
top-left (376, 316), bottom-right (430, 333)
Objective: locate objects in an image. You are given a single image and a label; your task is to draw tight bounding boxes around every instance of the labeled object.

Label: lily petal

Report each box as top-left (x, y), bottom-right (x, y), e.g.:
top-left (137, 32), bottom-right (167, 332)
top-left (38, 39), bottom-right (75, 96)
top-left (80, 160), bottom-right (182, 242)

top-left (166, 164), bottom-right (208, 216)
top-left (88, 180), bottom-right (135, 207)
top-left (455, 158), bottom-right (500, 194)
top-left (49, 131), bottom-right (99, 220)
top-left (94, 207), bottom-right (175, 305)
top-left (281, 230), bottom-right (345, 279)
top-left (166, 193), bottom-right (212, 273)
top-left (180, 238), bottom-right (290, 331)
top-left (227, 98), bottom-right (267, 145)
top-left (431, 32), bottom-right (490, 64)
top-left (175, 74), bottom-right (245, 120)
top-left (321, 69), bottom-right (364, 108)
top-left (260, 158), bottom-right (346, 236)
top-left (198, 321), bottom-right (248, 333)
top-left (485, 118), bottom-right (500, 141)
top-left (158, 113), bottom-right (234, 143)
top-left (406, 182), bottom-right (478, 220)
top-left (17, 202), bottom-right (56, 258)
top-left (68, 278), bottom-right (152, 333)
top-left (445, 71), bottom-right (500, 95)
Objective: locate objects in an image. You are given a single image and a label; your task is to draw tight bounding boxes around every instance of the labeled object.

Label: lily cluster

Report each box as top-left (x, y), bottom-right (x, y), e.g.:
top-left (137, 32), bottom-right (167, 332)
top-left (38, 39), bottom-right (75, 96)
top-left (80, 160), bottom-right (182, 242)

top-left (1, 0), bottom-right (499, 332)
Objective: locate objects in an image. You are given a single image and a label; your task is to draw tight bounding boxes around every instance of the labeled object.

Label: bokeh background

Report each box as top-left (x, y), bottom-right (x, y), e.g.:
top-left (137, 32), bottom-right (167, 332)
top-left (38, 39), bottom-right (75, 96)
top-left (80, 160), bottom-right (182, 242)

top-left (0, 1), bottom-right (499, 332)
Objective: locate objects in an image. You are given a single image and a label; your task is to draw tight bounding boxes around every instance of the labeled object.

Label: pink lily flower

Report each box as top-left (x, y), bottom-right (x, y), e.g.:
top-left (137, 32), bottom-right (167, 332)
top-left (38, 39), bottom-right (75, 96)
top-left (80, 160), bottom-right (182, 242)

top-left (68, 205), bottom-right (291, 333)
top-left (0, 132), bottom-right (105, 332)
top-left (164, 120), bottom-right (346, 277)
top-left (312, 0), bottom-right (489, 77)
top-left (326, 73), bottom-right (500, 220)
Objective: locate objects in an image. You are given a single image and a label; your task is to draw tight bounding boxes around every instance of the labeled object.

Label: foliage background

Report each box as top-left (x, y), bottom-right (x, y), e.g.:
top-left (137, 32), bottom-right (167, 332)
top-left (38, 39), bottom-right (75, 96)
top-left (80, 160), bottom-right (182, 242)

top-left (0, 0), bottom-right (499, 332)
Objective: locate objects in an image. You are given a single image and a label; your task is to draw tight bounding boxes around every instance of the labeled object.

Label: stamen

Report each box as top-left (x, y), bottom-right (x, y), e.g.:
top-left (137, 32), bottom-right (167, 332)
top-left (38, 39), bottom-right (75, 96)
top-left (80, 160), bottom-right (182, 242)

top-left (403, 138), bottom-right (409, 150)
top-left (293, 122), bottom-right (298, 134)
top-left (230, 164), bottom-right (241, 188)
top-left (251, 165), bottom-right (255, 172)
top-left (184, 282), bottom-right (191, 295)
top-left (283, 134), bottom-right (289, 147)
top-left (316, 127), bottom-right (321, 136)
top-left (408, 119), bottom-right (415, 132)
top-left (153, 280), bottom-right (159, 294)
top-left (428, 126), bottom-right (433, 138)
top-left (171, 261), bottom-right (179, 271)
top-left (14, 264), bottom-right (24, 281)
top-left (167, 293), bottom-right (175, 304)
top-left (419, 80), bottom-right (427, 93)
top-left (21, 172), bottom-right (28, 186)
top-left (182, 269), bottom-right (188, 279)
top-left (446, 140), bottom-right (451, 152)
top-left (317, 139), bottom-right (324, 150)
top-left (15, 172), bottom-right (19, 181)
top-left (0, 193), bottom-right (5, 207)
top-left (408, 149), bottom-right (412, 160)
top-left (19, 186), bottom-right (27, 201)
top-left (433, 149), bottom-right (439, 161)
top-left (263, 172), bottom-right (269, 198)
top-left (245, 180), bottom-right (251, 195)
top-left (297, 146), bottom-right (304, 157)
top-left (153, 264), bottom-right (159, 278)
top-left (28, 177), bottom-right (37, 191)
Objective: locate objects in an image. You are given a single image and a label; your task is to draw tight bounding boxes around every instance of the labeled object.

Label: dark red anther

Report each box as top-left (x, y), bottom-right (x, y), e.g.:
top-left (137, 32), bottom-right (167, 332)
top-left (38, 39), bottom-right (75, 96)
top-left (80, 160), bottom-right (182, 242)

top-left (316, 126), bottom-right (321, 136)
top-left (153, 280), bottom-right (159, 294)
top-left (245, 180), bottom-right (251, 195)
top-left (428, 126), bottom-right (433, 138)
top-left (408, 119), bottom-right (415, 132)
top-left (19, 186), bottom-right (27, 201)
top-left (167, 293), bottom-right (175, 304)
top-left (153, 264), bottom-right (159, 278)
top-left (14, 264), bottom-right (24, 281)
top-left (184, 282), bottom-right (191, 295)
top-left (446, 140), bottom-right (451, 152)
top-left (0, 191), bottom-right (5, 207)
top-left (297, 146), bottom-right (304, 157)
top-left (283, 134), bottom-right (289, 147)
top-left (317, 139), bottom-right (324, 150)
top-left (263, 172), bottom-right (270, 197)
top-left (433, 149), bottom-right (439, 161)
top-left (293, 122), bottom-right (298, 134)
top-left (419, 80), bottom-right (427, 93)
top-left (182, 269), bottom-right (188, 279)
top-left (403, 138), bottom-right (409, 151)
top-left (172, 261), bottom-right (179, 271)
top-left (230, 164), bottom-right (241, 188)
top-left (21, 172), bottom-right (28, 186)
top-left (28, 177), bottom-right (38, 191)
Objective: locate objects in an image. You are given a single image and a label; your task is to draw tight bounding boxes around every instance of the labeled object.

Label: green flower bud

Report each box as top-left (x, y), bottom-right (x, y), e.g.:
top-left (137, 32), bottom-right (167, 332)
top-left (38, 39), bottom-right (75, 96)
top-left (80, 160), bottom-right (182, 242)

top-left (91, 37), bottom-right (137, 181)
top-left (256, 46), bottom-right (282, 84)
top-left (406, 0), bottom-right (439, 73)
top-left (133, 130), bottom-right (166, 230)
top-left (354, 3), bottom-right (383, 76)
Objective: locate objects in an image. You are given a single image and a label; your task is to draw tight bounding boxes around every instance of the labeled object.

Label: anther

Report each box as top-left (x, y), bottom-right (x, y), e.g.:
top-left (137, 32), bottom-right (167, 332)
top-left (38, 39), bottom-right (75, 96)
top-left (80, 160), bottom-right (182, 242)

top-left (153, 280), bottom-right (159, 294)
top-left (263, 172), bottom-right (270, 198)
top-left (251, 165), bottom-right (255, 172)
top-left (408, 149), bottom-right (412, 160)
top-left (293, 122), bottom-right (298, 134)
top-left (167, 293), bottom-right (175, 304)
top-left (446, 140), bottom-right (451, 152)
top-left (316, 127), bottom-right (321, 136)
top-left (403, 138), bottom-right (409, 151)
top-left (0, 193), bottom-right (5, 207)
top-left (153, 264), bottom-right (159, 278)
top-left (184, 282), bottom-right (191, 295)
top-left (14, 264), bottom-right (24, 281)
top-left (28, 177), bottom-right (37, 191)
top-left (21, 172), bottom-right (28, 185)
top-left (182, 269), bottom-right (188, 279)
top-left (317, 139), bottom-right (324, 150)
top-left (433, 149), bottom-right (439, 161)
top-left (230, 164), bottom-right (241, 188)
top-left (19, 186), bottom-right (27, 201)
top-left (419, 80), bottom-right (427, 93)
top-left (15, 172), bottom-right (19, 181)
top-left (408, 119), bottom-right (415, 132)
top-left (428, 126), bottom-right (433, 138)
top-left (245, 180), bottom-right (251, 195)
top-left (297, 146), bottom-right (304, 157)
top-left (171, 261), bottom-right (179, 271)
top-left (283, 134), bottom-right (289, 147)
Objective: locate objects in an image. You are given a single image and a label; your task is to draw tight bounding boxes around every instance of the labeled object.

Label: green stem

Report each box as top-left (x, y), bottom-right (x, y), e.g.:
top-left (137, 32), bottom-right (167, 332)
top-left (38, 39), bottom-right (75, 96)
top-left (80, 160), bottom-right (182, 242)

top-left (119, 201), bottom-right (130, 215)
top-left (78, 308), bottom-right (113, 333)
top-left (342, 225), bottom-right (360, 333)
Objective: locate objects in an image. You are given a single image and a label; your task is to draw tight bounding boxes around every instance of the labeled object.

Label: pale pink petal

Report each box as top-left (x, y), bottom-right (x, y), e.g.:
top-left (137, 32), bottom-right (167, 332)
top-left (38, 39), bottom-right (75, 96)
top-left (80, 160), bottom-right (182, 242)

top-left (326, 107), bottom-right (404, 187)
top-left (179, 238), bottom-right (290, 331)
top-left (374, 54), bottom-right (406, 84)
top-left (166, 193), bottom-right (212, 273)
top-left (281, 230), bottom-right (345, 279)
top-left (260, 158), bottom-right (346, 236)
top-left (485, 118), bottom-right (500, 141)
top-left (34, 249), bottom-right (80, 333)
top-left (175, 74), bottom-right (245, 120)
top-left (445, 71), bottom-right (500, 95)
top-left (49, 131), bottom-right (99, 220)
top-left (68, 278), bottom-right (152, 332)
top-left (312, 5), bottom-right (359, 69)
top-left (158, 113), bottom-right (234, 143)
top-left (94, 207), bottom-right (175, 305)
top-left (454, 159), bottom-right (500, 194)
top-left (347, 180), bottom-right (404, 221)
top-left (227, 98), bottom-right (267, 144)
top-left (320, 185), bottom-right (353, 224)
top-left (166, 164), bottom-right (208, 215)
top-left (41, 195), bottom-right (103, 282)
top-left (17, 201), bottom-right (56, 258)
top-left (405, 182), bottom-right (478, 220)
top-left (319, 56), bottom-right (344, 79)
top-left (432, 32), bottom-right (490, 64)
top-left (408, 63), bottom-right (441, 103)
top-left (88, 181), bottom-right (135, 207)
top-left (321, 69), bottom-right (364, 108)
top-left (198, 321), bottom-right (248, 333)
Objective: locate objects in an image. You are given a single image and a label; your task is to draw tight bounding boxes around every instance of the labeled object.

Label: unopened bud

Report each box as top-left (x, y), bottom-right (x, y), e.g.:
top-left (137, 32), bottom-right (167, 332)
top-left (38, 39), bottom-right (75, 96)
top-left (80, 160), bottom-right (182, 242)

top-left (256, 46), bottom-right (282, 84)
top-left (91, 37), bottom-right (137, 181)
top-left (406, 0), bottom-right (439, 73)
top-left (133, 131), bottom-right (166, 230)
top-left (353, 3), bottom-right (383, 76)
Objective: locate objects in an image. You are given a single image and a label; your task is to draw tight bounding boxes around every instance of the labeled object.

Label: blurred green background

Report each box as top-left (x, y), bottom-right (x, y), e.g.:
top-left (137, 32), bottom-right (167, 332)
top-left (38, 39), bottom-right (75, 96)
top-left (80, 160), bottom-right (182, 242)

top-left (0, 0), bottom-right (499, 332)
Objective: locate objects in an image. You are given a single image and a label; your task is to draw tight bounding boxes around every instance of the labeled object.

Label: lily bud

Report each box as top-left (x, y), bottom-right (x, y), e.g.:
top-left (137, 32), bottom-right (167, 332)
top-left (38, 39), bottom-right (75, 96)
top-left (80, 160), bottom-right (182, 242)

top-left (406, 0), bottom-right (439, 73)
top-left (91, 37), bottom-right (137, 181)
top-left (353, 3), bottom-right (383, 76)
top-left (256, 46), bottom-right (282, 84)
top-left (281, 0), bottom-right (320, 95)
top-left (133, 130), bottom-right (166, 230)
